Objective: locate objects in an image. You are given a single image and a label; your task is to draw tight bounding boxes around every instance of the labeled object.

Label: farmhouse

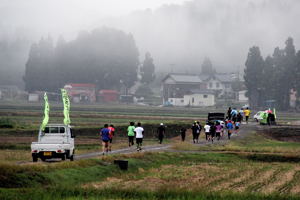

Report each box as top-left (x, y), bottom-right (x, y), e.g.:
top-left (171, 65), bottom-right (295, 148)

top-left (162, 73), bottom-right (236, 106)
top-left (64, 83), bottom-right (96, 103)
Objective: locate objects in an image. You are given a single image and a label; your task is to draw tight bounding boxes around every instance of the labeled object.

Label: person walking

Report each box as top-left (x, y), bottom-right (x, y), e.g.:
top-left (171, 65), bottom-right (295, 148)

top-left (180, 127), bottom-right (187, 142)
top-left (127, 122), bottom-right (135, 147)
top-left (226, 120), bottom-right (234, 140)
top-left (157, 123), bottom-right (165, 144)
top-left (243, 107), bottom-right (251, 124)
top-left (108, 124), bottom-right (115, 151)
top-left (134, 122), bottom-right (144, 151)
top-left (204, 122), bottom-right (211, 141)
top-left (100, 124), bottom-right (110, 155)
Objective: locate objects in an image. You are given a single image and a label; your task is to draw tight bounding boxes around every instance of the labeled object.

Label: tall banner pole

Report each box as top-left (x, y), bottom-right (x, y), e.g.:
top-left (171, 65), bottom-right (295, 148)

top-left (41, 93), bottom-right (50, 131)
top-left (61, 89), bottom-right (71, 125)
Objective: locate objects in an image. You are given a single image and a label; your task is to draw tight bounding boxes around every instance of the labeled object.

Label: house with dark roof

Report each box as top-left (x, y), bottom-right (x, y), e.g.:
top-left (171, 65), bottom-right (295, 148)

top-left (162, 73), bottom-right (236, 106)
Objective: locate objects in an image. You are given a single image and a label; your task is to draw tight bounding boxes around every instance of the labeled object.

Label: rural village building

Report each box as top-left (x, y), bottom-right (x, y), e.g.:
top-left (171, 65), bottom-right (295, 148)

top-left (97, 90), bottom-right (119, 103)
top-left (64, 83), bottom-right (96, 103)
top-left (162, 73), bottom-right (236, 107)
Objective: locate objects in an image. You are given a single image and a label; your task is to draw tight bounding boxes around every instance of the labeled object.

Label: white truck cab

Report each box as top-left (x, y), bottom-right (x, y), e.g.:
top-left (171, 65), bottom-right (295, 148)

top-left (31, 124), bottom-right (75, 162)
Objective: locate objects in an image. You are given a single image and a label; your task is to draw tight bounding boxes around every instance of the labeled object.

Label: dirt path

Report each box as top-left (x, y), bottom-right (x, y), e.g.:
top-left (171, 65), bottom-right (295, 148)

top-left (75, 144), bottom-right (172, 160)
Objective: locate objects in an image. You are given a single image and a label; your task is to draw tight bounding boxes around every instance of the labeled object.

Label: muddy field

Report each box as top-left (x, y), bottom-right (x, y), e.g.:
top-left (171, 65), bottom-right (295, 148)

top-left (263, 126), bottom-right (300, 142)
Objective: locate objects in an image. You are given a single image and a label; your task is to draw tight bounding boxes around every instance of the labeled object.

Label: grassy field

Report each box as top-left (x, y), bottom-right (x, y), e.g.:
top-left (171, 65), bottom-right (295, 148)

top-left (1, 151), bottom-right (300, 199)
top-left (1, 103), bottom-right (300, 199)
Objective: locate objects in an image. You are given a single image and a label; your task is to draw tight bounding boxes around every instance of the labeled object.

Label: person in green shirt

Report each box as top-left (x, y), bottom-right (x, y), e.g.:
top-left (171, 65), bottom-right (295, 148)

top-left (127, 122), bottom-right (135, 147)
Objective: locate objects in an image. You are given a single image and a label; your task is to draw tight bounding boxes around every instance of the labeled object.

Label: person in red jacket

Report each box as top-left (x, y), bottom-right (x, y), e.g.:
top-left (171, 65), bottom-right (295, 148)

top-left (108, 124), bottom-right (115, 151)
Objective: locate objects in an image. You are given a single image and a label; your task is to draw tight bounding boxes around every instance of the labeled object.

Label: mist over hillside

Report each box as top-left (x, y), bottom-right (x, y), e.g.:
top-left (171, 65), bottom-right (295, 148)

top-left (104, 0), bottom-right (300, 72)
top-left (1, 0), bottom-right (300, 87)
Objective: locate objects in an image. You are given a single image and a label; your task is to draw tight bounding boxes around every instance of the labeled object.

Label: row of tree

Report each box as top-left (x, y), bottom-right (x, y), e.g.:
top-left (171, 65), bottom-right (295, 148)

top-left (244, 37), bottom-right (300, 110)
top-left (23, 27), bottom-right (155, 93)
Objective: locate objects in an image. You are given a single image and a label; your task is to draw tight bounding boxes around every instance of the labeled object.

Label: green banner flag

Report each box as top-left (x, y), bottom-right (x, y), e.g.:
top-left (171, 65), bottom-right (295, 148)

top-left (41, 93), bottom-right (50, 131)
top-left (61, 89), bottom-right (71, 125)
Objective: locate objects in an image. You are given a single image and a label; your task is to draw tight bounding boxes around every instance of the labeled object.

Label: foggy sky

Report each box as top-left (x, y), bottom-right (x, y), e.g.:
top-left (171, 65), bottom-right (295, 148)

top-left (1, 0), bottom-right (300, 74)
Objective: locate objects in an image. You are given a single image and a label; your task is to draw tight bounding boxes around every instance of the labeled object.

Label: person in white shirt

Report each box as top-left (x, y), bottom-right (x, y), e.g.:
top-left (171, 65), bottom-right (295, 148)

top-left (204, 122), bottom-right (211, 141)
top-left (134, 122), bottom-right (144, 151)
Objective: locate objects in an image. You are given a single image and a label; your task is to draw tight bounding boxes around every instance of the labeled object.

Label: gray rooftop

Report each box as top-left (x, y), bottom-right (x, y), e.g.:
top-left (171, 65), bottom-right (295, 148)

top-left (163, 73), bottom-right (234, 83)
top-left (166, 74), bottom-right (202, 83)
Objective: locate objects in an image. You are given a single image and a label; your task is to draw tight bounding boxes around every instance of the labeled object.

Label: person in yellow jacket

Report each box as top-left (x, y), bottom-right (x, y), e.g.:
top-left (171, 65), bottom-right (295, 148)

top-left (244, 107), bottom-right (251, 124)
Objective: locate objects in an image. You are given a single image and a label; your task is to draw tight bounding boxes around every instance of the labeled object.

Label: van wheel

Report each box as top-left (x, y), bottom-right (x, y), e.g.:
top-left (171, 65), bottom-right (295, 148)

top-left (62, 154), bottom-right (66, 161)
top-left (70, 155), bottom-right (74, 161)
top-left (32, 156), bottom-right (38, 162)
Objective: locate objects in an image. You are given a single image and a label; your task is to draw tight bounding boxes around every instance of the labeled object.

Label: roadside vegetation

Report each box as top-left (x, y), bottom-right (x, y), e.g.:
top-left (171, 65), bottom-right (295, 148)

top-left (1, 104), bottom-right (300, 199)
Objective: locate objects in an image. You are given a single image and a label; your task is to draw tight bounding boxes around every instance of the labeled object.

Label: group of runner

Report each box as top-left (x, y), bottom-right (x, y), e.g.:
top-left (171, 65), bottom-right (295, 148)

top-left (99, 107), bottom-right (251, 153)
top-left (100, 121), bottom-right (166, 153)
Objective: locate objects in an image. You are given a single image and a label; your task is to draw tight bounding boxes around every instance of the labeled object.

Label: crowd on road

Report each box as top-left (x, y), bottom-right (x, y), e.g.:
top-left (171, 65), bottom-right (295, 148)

top-left (99, 107), bottom-right (252, 154)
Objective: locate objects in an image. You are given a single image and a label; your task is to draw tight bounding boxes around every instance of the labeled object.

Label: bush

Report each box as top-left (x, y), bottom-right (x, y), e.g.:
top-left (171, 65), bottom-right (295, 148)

top-left (0, 118), bottom-right (16, 128)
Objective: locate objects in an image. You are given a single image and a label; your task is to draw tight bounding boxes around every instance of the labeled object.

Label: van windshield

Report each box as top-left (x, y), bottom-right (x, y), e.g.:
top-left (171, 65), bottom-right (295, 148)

top-left (44, 127), bottom-right (65, 134)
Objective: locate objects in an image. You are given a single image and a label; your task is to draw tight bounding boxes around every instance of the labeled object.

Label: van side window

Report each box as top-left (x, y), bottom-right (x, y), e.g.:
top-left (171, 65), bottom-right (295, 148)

top-left (59, 127), bottom-right (65, 133)
top-left (44, 127), bottom-right (50, 133)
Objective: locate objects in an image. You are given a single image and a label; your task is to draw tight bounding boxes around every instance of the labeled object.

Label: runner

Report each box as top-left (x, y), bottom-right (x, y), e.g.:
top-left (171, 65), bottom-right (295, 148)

top-left (220, 121), bottom-right (225, 137)
top-left (237, 112), bottom-right (243, 123)
top-left (134, 122), bottom-right (144, 151)
top-left (127, 122), bottom-right (135, 147)
top-left (204, 122), bottom-right (211, 141)
top-left (100, 124), bottom-right (110, 155)
top-left (108, 124), bottom-right (115, 151)
top-left (209, 122), bottom-right (216, 143)
top-left (215, 121), bottom-right (222, 141)
top-left (196, 121), bottom-right (202, 143)
top-left (191, 122), bottom-right (198, 143)
top-left (227, 107), bottom-right (232, 120)
top-left (231, 108), bottom-right (238, 122)
top-left (243, 107), bottom-right (251, 124)
top-left (226, 120), bottom-right (234, 140)
top-left (180, 127), bottom-right (187, 142)
top-left (239, 108), bottom-right (244, 122)
top-left (235, 121), bottom-right (240, 133)
top-left (157, 123), bottom-right (165, 144)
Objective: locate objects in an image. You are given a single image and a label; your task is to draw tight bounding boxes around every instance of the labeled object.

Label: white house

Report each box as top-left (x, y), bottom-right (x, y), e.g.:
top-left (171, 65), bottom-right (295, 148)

top-left (162, 73), bottom-right (235, 104)
top-left (184, 90), bottom-right (215, 107)
top-left (168, 98), bottom-right (185, 106)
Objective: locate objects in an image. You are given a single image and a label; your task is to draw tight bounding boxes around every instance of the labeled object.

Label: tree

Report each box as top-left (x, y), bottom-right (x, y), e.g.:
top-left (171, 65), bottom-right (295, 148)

top-left (295, 50), bottom-right (300, 108)
top-left (261, 56), bottom-right (276, 102)
top-left (24, 27), bottom-right (139, 92)
top-left (271, 38), bottom-right (296, 110)
top-left (244, 46), bottom-right (264, 109)
top-left (201, 57), bottom-right (215, 75)
top-left (140, 52), bottom-right (155, 84)
top-left (23, 37), bottom-right (54, 92)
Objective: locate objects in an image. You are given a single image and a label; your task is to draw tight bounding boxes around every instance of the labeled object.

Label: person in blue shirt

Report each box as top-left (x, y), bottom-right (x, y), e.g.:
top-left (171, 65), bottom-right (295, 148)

top-left (226, 120), bottom-right (234, 140)
top-left (100, 124), bottom-right (110, 155)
